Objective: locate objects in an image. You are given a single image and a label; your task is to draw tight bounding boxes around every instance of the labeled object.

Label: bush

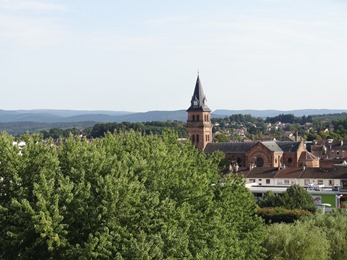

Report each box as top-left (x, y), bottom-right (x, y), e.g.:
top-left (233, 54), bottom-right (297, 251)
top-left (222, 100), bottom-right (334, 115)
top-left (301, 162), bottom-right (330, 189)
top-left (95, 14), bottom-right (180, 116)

top-left (257, 207), bottom-right (313, 224)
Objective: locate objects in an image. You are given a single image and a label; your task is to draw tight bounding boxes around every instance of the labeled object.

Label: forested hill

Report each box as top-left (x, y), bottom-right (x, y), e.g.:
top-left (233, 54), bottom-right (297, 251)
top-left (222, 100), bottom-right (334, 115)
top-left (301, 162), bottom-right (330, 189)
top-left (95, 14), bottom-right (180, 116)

top-left (213, 109), bottom-right (347, 118)
top-left (1, 109), bottom-right (347, 123)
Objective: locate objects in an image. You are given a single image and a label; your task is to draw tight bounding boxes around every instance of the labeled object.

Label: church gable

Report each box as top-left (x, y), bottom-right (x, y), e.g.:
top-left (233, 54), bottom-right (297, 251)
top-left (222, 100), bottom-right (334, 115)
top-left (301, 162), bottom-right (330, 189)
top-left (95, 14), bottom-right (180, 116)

top-left (247, 142), bottom-right (282, 168)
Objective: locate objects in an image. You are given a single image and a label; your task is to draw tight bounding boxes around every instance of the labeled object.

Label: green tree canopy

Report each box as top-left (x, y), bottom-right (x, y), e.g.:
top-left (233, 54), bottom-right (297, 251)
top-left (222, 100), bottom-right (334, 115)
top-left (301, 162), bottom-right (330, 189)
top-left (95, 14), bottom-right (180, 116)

top-left (263, 209), bottom-right (347, 260)
top-left (263, 221), bottom-right (329, 260)
top-left (258, 184), bottom-right (316, 213)
top-left (0, 131), bottom-right (265, 259)
top-left (278, 184), bottom-right (316, 212)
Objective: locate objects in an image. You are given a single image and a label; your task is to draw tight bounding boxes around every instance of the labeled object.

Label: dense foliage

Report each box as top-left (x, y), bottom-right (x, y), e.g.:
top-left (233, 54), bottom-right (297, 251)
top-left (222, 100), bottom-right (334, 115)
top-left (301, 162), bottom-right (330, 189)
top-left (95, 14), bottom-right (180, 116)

top-left (263, 220), bottom-right (329, 260)
top-left (257, 207), bottom-right (312, 224)
top-left (263, 209), bottom-right (347, 260)
top-left (0, 131), bottom-right (265, 259)
top-left (90, 121), bottom-right (187, 138)
top-left (257, 185), bottom-right (316, 213)
top-left (0, 121), bottom-right (95, 136)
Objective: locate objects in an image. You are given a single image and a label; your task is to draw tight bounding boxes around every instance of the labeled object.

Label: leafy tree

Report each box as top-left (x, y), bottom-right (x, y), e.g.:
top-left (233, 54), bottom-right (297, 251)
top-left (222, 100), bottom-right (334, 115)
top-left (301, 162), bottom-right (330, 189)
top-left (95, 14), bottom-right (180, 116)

top-left (263, 221), bottom-right (329, 260)
top-left (213, 132), bottom-right (229, 142)
top-left (278, 184), bottom-right (316, 212)
top-left (257, 191), bottom-right (278, 208)
top-left (0, 131), bottom-right (266, 259)
top-left (263, 209), bottom-right (347, 260)
top-left (303, 209), bottom-right (347, 260)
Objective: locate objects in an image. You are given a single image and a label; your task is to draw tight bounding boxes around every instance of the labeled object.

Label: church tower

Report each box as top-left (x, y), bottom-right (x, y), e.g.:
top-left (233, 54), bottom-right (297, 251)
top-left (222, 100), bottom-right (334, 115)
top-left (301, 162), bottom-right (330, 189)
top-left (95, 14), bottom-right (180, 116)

top-left (186, 75), bottom-right (212, 149)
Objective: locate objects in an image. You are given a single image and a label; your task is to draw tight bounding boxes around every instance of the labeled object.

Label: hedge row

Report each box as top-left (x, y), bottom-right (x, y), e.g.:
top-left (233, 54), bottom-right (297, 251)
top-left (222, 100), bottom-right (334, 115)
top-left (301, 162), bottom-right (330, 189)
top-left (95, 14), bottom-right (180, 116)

top-left (257, 207), bottom-right (313, 224)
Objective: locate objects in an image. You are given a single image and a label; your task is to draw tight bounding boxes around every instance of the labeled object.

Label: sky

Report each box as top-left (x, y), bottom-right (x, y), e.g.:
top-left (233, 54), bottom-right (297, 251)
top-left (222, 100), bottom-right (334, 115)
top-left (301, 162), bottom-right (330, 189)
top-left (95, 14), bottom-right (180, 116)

top-left (1, 0), bottom-right (347, 112)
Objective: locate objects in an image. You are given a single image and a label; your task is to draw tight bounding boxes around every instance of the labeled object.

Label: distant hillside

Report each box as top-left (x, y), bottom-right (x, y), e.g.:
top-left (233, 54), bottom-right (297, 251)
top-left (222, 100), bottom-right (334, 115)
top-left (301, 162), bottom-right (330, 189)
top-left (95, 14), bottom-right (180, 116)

top-left (213, 109), bottom-right (347, 118)
top-left (1, 108), bottom-right (347, 135)
top-left (1, 109), bottom-right (347, 124)
top-left (0, 121), bottom-right (97, 135)
top-left (0, 109), bottom-right (133, 123)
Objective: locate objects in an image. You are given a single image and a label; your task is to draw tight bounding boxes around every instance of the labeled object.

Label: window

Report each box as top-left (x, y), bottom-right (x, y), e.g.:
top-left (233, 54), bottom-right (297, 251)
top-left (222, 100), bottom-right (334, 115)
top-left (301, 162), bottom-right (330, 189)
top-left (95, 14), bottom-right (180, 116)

top-left (192, 135), bottom-right (195, 143)
top-left (284, 180), bottom-right (290, 184)
top-left (249, 179), bottom-right (255, 183)
top-left (196, 134), bottom-right (199, 143)
top-left (329, 180), bottom-right (334, 186)
top-left (318, 180), bottom-right (323, 185)
top-left (266, 179), bottom-right (270, 184)
top-left (192, 115), bottom-right (195, 121)
top-left (197, 115), bottom-right (200, 121)
top-left (304, 179), bottom-right (310, 185)
top-left (255, 157), bottom-right (264, 167)
top-left (287, 157), bottom-right (293, 164)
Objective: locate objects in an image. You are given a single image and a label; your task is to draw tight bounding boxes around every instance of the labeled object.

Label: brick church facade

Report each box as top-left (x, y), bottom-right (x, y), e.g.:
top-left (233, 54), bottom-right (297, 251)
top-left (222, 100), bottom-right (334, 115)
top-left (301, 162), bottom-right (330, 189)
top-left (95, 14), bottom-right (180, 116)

top-left (186, 75), bottom-right (320, 169)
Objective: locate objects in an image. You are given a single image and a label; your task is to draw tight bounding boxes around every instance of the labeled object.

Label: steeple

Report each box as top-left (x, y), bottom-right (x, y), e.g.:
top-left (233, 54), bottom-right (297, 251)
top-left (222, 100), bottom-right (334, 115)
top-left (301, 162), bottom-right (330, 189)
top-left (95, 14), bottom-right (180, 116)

top-left (187, 75), bottom-right (211, 112)
top-left (186, 75), bottom-right (212, 149)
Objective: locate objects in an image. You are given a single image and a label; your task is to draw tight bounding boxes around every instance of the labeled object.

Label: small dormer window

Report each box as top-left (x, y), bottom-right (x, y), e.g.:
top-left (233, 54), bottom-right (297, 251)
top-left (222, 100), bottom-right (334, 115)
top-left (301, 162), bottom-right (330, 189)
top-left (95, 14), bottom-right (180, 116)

top-left (193, 100), bottom-right (198, 106)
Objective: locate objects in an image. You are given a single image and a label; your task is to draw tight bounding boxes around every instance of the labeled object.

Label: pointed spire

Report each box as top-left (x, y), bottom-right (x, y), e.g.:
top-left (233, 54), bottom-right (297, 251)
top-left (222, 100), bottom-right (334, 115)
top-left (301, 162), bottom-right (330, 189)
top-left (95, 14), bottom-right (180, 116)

top-left (187, 75), bottom-right (211, 112)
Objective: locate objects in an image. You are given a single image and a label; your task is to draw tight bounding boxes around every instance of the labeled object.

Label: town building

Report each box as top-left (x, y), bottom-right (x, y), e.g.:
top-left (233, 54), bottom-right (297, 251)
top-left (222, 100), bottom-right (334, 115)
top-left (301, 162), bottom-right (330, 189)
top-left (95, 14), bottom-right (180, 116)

top-left (186, 75), bottom-right (347, 208)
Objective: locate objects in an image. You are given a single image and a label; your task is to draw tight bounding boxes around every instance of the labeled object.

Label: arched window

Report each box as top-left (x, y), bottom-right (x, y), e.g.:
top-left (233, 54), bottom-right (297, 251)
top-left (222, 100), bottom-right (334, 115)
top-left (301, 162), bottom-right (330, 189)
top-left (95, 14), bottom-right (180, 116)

top-left (255, 157), bottom-right (264, 167)
top-left (197, 115), bottom-right (200, 121)
top-left (196, 134), bottom-right (199, 143)
top-left (192, 115), bottom-right (195, 121)
top-left (192, 135), bottom-right (195, 143)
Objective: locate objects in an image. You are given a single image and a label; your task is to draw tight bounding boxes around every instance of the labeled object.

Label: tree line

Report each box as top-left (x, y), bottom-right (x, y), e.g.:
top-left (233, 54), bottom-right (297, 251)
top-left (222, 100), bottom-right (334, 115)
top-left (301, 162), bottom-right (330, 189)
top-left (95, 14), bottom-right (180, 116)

top-left (212, 113), bottom-right (347, 141)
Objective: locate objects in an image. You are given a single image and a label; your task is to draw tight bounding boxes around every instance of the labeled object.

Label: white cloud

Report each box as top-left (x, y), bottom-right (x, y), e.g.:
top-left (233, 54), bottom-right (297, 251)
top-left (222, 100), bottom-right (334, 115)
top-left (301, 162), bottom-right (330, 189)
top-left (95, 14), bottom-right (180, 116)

top-left (0, 0), bottom-right (68, 47)
top-left (0, 14), bottom-right (66, 47)
top-left (0, 0), bottom-right (67, 12)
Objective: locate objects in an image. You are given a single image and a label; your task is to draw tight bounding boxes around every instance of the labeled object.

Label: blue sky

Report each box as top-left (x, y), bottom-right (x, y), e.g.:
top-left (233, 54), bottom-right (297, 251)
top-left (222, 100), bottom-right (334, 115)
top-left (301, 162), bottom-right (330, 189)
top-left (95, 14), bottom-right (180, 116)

top-left (1, 0), bottom-right (346, 112)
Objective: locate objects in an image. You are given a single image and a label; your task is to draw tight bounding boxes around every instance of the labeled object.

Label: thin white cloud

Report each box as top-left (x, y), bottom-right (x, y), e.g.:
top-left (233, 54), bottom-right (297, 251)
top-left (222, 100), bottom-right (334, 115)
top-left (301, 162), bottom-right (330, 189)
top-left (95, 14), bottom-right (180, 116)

top-left (0, 0), bottom-right (67, 12)
top-left (0, 0), bottom-right (68, 47)
top-left (0, 14), bottom-right (66, 47)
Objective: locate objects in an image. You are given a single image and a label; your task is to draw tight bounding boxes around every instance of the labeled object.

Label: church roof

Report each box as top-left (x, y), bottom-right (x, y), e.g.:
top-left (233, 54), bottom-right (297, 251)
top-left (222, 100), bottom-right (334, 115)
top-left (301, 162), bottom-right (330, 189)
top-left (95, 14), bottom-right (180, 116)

top-left (204, 141), bottom-right (302, 154)
top-left (276, 141), bottom-right (301, 152)
top-left (204, 142), bottom-right (256, 154)
top-left (262, 141), bottom-right (282, 152)
top-left (187, 75), bottom-right (211, 112)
